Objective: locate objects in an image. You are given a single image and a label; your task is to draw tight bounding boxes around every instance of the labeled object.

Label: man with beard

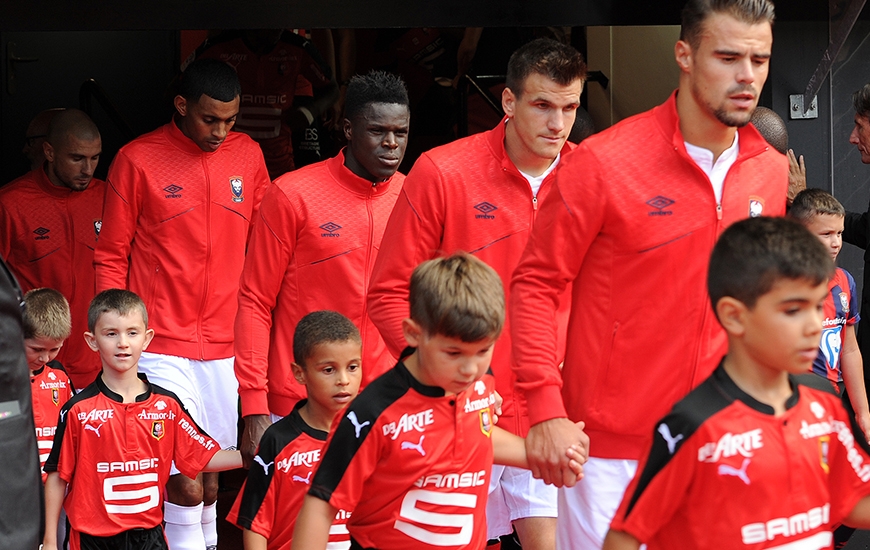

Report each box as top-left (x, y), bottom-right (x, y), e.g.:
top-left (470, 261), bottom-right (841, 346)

top-left (508, 1), bottom-right (787, 548)
top-left (0, 108), bottom-right (104, 388)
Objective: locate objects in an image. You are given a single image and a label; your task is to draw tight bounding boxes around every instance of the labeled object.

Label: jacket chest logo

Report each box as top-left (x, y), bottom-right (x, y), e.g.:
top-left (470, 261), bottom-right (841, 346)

top-left (474, 202), bottom-right (497, 220)
top-left (163, 184), bottom-right (183, 198)
top-left (320, 222), bottom-right (341, 237)
top-left (230, 176), bottom-right (244, 203)
top-left (33, 226), bottom-right (50, 240)
top-left (749, 196), bottom-right (764, 217)
top-left (646, 196), bottom-right (675, 217)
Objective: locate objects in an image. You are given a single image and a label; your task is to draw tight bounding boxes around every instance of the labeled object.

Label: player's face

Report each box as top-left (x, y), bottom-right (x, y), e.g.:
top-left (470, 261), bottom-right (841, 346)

top-left (677, 13), bottom-right (772, 128)
top-left (294, 339), bottom-right (362, 413)
top-left (503, 73), bottom-right (583, 165)
top-left (850, 114), bottom-right (870, 164)
top-left (175, 93), bottom-right (240, 152)
top-left (44, 134), bottom-right (101, 191)
top-left (405, 322), bottom-right (496, 395)
top-left (739, 278), bottom-right (827, 375)
top-left (805, 213), bottom-right (844, 261)
top-left (84, 309), bottom-right (154, 375)
top-left (24, 336), bottom-right (65, 371)
top-left (343, 102), bottom-right (410, 182)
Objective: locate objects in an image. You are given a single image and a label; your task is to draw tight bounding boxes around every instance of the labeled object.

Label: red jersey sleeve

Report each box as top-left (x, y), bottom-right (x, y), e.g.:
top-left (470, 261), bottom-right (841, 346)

top-left (367, 154), bottom-right (448, 357)
top-left (509, 148), bottom-right (607, 425)
top-left (94, 150), bottom-right (143, 291)
top-left (235, 184), bottom-right (300, 417)
top-left (171, 402), bottom-right (221, 479)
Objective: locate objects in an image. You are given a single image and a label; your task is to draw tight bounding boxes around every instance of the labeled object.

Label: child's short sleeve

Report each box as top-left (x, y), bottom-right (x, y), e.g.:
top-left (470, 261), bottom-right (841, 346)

top-left (43, 400), bottom-right (78, 482)
top-left (171, 401), bottom-right (220, 478)
top-left (844, 269), bottom-right (860, 325)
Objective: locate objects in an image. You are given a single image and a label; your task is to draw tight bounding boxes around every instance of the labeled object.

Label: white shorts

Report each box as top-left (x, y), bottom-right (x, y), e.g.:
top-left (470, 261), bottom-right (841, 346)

top-left (486, 464), bottom-right (558, 540)
top-left (556, 457), bottom-right (638, 550)
top-left (138, 352), bottom-right (239, 475)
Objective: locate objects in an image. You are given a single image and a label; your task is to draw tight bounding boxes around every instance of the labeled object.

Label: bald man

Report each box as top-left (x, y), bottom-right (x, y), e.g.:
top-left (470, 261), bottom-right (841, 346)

top-left (0, 108), bottom-right (104, 388)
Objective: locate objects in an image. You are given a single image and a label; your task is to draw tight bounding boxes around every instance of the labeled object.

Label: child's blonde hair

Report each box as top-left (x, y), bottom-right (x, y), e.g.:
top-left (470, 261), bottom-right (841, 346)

top-left (23, 288), bottom-right (71, 340)
top-left (409, 253), bottom-right (504, 342)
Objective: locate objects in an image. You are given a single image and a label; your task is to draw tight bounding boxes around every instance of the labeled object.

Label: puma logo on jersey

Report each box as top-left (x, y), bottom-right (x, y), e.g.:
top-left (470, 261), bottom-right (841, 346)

top-left (698, 429), bottom-right (763, 463)
top-left (254, 455), bottom-right (273, 476)
top-left (292, 471), bottom-right (313, 484)
top-left (382, 409), bottom-right (435, 440)
top-left (401, 435), bottom-right (426, 456)
top-left (719, 458), bottom-right (751, 485)
top-left (84, 422), bottom-right (104, 437)
top-left (348, 411), bottom-right (370, 438)
top-left (657, 423), bottom-right (684, 454)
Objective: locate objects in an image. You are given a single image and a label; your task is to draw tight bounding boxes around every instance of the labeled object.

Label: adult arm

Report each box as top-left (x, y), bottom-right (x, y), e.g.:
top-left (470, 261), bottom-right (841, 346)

top-left (786, 149), bottom-right (806, 207)
top-left (368, 154), bottom-right (448, 356)
top-left (510, 150), bottom-right (605, 485)
top-left (291, 495), bottom-right (338, 550)
top-left (844, 210), bottom-right (870, 250)
top-left (602, 530), bottom-right (642, 550)
top-left (94, 150), bottom-right (142, 290)
top-left (843, 326), bottom-right (870, 441)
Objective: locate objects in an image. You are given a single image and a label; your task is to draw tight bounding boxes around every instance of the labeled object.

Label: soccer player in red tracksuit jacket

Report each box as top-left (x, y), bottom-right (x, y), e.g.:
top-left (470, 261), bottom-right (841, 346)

top-left (0, 109), bottom-right (104, 388)
top-left (194, 29), bottom-right (338, 178)
top-left (367, 38), bottom-right (586, 547)
top-left (234, 71), bottom-right (410, 470)
top-left (509, 2), bottom-right (788, 547)
top-left (94, 59), bottom-right (270, 550)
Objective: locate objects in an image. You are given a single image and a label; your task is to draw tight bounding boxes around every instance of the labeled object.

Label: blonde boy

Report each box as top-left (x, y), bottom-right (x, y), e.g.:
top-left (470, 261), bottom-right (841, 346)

top-left (23, 288), bottom-right (75, 480)
top-left (227, 311), bottom-right (363, 550)
top-left (42, 289), bottom-right (242, 550)
top-left (293, 253), bottom-right (586, 550)
top-left (604, 217), bottom-right (870, 550)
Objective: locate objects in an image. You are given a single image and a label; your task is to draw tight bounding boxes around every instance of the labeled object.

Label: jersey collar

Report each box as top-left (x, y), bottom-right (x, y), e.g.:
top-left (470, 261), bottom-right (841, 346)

top-left (397, 347), bottom-right (447, 398)
top-left (96, 372), bottom-right (154, 403)
top-left (712, 361), bottom-right (799, 415)
top-left (288, 398), bottom-right (328, 441)
top-left (328, 149), bottom-right (397, 196)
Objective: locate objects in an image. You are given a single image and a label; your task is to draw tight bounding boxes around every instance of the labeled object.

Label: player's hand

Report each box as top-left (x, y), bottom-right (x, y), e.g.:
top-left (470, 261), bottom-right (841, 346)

top-left (241, 414), bottom-right (272, 469)
top-left (492, 390), bottom-right (503, 424)
top-left (525, 417), bottom-right (589, 488)
top-left (787, 149), bottom-right (806, 206)
top-left (857, 412), bottom-right (870, 443)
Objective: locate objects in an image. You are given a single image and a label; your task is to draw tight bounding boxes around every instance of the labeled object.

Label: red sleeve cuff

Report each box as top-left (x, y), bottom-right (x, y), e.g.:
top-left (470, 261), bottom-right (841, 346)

top-left (239, 389), bottom-right (270, 418)
top-left (525, 384), bottom-right (568, 426)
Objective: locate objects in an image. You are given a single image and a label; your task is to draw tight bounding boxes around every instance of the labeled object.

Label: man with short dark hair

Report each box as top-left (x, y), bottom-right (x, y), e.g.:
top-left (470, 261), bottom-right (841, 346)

top-left (94, 58), bottom-right (270, 550)
top-left (509, 1), bottom-right (787, 547)
top-left (0, 108), bottom-right (104, 388)
top-left (367, 38), bottom-right (586, 550)
top-left (842, 83), bottom-right (870, 402)
top-left (234, 70), bottom-right (410, 468)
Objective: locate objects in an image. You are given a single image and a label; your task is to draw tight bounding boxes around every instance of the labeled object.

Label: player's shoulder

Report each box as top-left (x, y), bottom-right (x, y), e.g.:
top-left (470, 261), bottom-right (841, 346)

top-left (793, 373), bottom-right (840, 399)
top-left (118, 125), bottom-right (170, 157)
top-left (416, 129), bottom-right (491, 167)
top-left (60, 381), bottom-right (102, 416)
top-left (272, 158), bottom-right (330, 193)
top-left (0, 172), bottom-right (40, 200)
top-left (836, 266), bottom-right (857, 287)
top-left (344, 364), bottom-right (414, 424)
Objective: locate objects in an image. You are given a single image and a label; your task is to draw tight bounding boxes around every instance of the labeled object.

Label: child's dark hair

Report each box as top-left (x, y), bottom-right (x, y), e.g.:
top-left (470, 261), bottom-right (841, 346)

top-left (409, 253), bottom-right (505, 342)
top-left (23, 288), bottom-right (71, 340)
top-left (293, 311), bottom-right (361, 366)
top-left (87, 289), bottom-right (148, 333)
top-left (708, 216), bottom-right (833, 311)
top-left (788, 188), bottom-right (845, 224)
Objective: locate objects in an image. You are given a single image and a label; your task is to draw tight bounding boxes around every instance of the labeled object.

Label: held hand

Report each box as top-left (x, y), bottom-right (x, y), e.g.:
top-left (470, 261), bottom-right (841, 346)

top-left (787, 149), bottom-right (807, 206)
top-left (857, 412), bottom-right (870, 443)
top-left (565, 443), bottom-right (586, 482)
top-left (525, 418), bottom-right (588, 488)
top-left (241, 414), bottom-right (272, 469)
top-left (492, 391), bottom-right (504, 424)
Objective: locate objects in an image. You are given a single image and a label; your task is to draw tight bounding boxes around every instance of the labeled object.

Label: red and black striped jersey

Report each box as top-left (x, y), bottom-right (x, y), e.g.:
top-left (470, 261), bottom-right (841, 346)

top-left (227, 400), bottom-right (350, 549)
top-left (611, 364), bottom-right (870, 549)
top-left (814, 268), bottom-right (860, 384)
top-left (310, 349), bottom-right (497, 549)
top-left (45, 374), bottom-right (219, 538)
top-left (31, 360), bottom-right (74, 482)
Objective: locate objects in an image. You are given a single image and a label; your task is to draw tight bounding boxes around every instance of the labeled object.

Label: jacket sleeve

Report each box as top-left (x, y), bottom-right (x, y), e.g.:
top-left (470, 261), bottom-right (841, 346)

top-left (367, 154), bottom-right (448, 357)
top-left (247, 148), bottom-right (272, 243)
top-left (235, 184), bottom-right (298, 417)
top-left (509, 148), bottom-right (607, 425)
top-left (94, 150), bottom-right (142, 291)
top-left (844, 210), bottom-right (869, 250)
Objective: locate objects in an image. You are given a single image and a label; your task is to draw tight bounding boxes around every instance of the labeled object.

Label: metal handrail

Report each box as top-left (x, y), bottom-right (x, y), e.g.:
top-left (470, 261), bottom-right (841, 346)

top-left (78, 78), bottom-right (135, 142)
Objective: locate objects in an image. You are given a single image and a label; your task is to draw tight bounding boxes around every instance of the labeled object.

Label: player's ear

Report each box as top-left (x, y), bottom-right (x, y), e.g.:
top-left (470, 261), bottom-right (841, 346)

top-left (174, 95), bottom-right (188, 118)
top-left (291, 362), bottom-right (307, 385)
top-left (716, 296), bottom-right (748, 336)
top-left (342, 118), bottom-right (353, 142)
top-left (43, 141), bottom-right (55, 163)
top-left (83, 331), bottom-right (98, 352)
top-left (142, 328), bottom-right (155, 350)
top-left (675, 39), bottom-right (692, 73)
top-left (402, 318), bottom-right (424, 348)
top-left (502, 86), bottom-right (517, 118)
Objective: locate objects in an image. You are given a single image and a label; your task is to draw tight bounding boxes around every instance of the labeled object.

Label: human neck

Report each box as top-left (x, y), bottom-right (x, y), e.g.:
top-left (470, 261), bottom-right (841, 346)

top-left (721, 351), bottom-right (792, 416)
top-left (101, 369), bottom-right (147, 403)
top-left (298, 400), bottom-right (335, 432)
top-left (504, 120), bottom-right (556, 177)
top-left (676, 88), bottom-right (738, 163)
top-left (402, 351), bottom-right (454, 396)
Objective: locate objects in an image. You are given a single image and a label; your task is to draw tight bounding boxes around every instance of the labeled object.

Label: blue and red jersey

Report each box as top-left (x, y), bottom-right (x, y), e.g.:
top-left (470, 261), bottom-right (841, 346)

top-left (814, 267), bottom-right (860, 385)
